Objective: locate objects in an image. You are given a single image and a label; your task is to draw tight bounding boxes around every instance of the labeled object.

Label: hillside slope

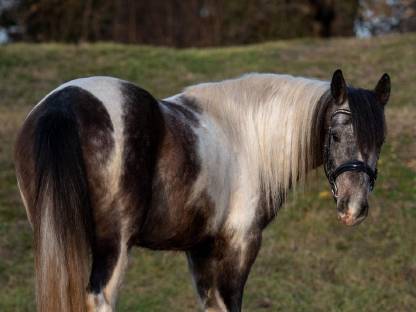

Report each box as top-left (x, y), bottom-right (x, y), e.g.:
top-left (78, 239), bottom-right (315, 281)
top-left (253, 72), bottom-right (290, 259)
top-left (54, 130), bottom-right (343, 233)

top-left (0, 34), bottom-right (415, 311)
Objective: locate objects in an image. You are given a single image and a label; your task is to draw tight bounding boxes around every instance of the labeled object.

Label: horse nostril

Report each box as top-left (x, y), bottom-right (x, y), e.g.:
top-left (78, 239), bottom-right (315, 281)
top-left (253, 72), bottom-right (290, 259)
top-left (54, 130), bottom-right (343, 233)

top-left (357, 203), bottom-right (369, 218)
top-left (337, 198), bottom-right (349, 214)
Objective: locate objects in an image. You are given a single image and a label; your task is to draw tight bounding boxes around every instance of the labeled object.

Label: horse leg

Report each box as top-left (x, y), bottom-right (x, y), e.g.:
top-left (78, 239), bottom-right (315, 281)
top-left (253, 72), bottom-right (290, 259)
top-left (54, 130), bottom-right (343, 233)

top-left (86, 233), bottom-right (129, 312)
top-left (187, 233), bottom-right (262, 312)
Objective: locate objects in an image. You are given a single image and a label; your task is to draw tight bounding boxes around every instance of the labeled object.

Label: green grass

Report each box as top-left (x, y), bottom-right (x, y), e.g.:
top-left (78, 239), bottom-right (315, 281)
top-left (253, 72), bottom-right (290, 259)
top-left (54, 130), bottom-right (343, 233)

top-left (0, 33), bottom-right (415, 311)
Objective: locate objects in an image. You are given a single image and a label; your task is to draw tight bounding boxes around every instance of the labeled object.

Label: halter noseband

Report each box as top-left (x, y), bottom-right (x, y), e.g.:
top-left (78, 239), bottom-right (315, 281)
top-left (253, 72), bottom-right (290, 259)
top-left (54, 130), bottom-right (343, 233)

top-left (324, 109), bottom-right (378, 198)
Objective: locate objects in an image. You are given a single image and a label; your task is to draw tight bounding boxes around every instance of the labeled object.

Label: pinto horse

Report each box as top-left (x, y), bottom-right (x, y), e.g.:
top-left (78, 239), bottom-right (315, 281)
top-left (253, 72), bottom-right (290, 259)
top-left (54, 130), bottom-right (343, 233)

top-left (14, 69), bottom-right (390, 312)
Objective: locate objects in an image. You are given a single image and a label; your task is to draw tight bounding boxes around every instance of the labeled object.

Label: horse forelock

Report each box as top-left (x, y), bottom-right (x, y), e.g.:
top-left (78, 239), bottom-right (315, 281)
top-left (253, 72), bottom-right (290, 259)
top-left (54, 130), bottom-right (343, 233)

top-left (347, 87), bottom-right (386, 154)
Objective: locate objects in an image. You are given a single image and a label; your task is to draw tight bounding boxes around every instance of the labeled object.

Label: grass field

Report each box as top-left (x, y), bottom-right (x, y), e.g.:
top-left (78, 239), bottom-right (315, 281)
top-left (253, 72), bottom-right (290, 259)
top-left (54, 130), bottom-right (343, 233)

top-left (0, 33), bottom-right (415, 311)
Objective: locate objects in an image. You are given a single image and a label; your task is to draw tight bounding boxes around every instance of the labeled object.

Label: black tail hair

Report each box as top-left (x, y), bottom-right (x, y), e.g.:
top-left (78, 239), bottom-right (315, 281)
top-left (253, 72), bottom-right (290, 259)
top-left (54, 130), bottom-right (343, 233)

top-left (33, 98), bottom-right (92, 312)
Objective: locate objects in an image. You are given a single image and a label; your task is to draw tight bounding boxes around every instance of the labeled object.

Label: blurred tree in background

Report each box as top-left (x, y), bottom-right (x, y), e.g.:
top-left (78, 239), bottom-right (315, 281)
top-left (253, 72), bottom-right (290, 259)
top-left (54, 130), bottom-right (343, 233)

top-left (0, 0), bottom-right (415, 46)
top-left (0, 0), bottom-right (359, 46)
top-left (357, 0), bottom-right (416, 36)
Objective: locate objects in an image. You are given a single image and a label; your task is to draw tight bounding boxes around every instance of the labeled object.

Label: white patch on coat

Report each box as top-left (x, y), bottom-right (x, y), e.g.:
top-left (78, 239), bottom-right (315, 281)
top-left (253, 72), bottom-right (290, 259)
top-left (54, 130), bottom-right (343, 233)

top-left (225, 157), bottom-right (260, 241)
top-left (87, 292), bottom-right (112, 312)
top-left (63, 77), bottom-right (125, 195)
top-left (189, 111), bottom-right (233, 232)
top-left (103, 240), bottom-right (129, 308)
top-left (203, 289), bottom-right (227, 312)
top-left (212, 289), bottom-right (228, 312)
top-left (29, 77), bottom-right (126, 198)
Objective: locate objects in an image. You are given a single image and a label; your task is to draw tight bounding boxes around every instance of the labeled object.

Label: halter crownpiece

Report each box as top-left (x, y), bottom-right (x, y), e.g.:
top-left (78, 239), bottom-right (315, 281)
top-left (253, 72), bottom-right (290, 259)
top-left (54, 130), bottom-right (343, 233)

top-left (324, 109), bottom-right (378, 197)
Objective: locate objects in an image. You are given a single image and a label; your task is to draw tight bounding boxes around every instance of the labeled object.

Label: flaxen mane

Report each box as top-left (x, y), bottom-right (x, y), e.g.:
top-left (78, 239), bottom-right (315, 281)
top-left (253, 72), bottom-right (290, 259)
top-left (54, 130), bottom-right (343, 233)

top-left (184, 73), bottom-right (330, 207)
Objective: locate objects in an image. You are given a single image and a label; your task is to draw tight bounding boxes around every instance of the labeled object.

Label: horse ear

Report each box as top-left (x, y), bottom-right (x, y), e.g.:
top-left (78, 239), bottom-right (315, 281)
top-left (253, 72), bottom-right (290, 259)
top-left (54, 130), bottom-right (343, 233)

top-left (374, 73), bottom-right (390, 106)
top-left (330, 69), bottom-right (347, 104)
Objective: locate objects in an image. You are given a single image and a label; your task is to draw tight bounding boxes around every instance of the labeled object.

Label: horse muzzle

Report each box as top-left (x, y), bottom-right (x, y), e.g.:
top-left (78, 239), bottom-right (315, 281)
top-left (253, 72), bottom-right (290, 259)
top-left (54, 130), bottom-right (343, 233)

top-left (336, 197), bottom-right (369, 226)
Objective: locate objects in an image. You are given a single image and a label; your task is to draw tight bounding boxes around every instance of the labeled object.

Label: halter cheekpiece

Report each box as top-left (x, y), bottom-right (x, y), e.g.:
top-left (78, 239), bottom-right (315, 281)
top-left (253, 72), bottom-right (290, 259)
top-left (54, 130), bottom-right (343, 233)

top-left (324, 109), bottom-right (378, 197)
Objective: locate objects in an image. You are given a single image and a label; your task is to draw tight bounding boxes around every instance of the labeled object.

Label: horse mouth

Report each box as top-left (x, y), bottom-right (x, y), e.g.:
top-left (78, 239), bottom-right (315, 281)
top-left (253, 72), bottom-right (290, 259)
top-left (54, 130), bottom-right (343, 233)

top-left (337, 212), bottom-right (367, 226)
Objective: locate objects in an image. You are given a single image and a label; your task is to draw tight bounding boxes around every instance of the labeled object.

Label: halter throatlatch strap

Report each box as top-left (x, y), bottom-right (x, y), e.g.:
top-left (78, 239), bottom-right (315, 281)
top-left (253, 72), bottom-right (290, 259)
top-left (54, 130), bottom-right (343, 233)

top-left (324, 109), bottom-right (378, 197)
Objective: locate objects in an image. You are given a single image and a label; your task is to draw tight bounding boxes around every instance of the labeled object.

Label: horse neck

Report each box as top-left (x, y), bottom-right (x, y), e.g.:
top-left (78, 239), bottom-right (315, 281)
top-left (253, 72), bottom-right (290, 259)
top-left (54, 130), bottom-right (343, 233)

top-left (185, 74), bottom-right (330, 205)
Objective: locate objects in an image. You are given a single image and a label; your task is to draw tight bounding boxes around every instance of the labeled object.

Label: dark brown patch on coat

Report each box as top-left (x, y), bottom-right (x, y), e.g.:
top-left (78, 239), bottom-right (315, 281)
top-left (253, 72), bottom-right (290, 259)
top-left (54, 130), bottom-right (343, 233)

top-left (160, 99), bottom-right (200, 126)
top-left (187, 231), bottom-right (262, 311)
top-left (256, 188), bottom-right (283, 229)
top-left (179, 95), bottom-right (202, 113)
top-left (118, 82), bottom-right (166, 246)
top-left (133, 97), bottom-right (214, 250)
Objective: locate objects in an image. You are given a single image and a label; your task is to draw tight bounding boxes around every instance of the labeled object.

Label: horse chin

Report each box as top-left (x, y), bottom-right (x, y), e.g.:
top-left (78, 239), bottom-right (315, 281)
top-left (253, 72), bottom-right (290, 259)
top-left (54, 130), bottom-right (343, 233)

top-left (337, 212), bottom-right (367, 226)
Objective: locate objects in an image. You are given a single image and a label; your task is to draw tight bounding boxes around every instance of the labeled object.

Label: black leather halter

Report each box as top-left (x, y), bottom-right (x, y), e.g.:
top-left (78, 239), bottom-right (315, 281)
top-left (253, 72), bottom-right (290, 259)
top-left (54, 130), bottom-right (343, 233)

top-left (324, 109), bottom-right (378, 197)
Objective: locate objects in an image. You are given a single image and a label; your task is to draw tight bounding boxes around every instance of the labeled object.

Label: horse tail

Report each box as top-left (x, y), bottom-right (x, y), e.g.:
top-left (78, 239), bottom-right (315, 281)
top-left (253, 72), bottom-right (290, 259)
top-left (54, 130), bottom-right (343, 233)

top-left (32, 100), bottom-right (92, 312)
